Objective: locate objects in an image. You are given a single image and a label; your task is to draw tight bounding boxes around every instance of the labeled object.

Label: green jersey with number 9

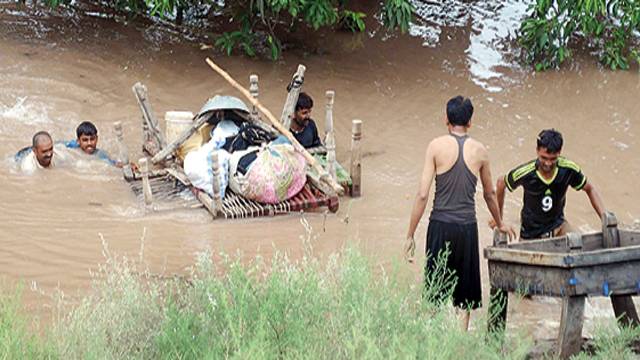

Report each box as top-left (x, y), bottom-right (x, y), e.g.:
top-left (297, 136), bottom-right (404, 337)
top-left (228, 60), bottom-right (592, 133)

top-left (505, 157), bottom-right (587, 239)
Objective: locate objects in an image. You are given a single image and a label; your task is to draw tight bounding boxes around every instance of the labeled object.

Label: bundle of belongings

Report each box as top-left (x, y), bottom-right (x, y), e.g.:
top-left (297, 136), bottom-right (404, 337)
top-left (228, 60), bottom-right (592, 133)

top-left (181, 96), bottom-right (307, 204)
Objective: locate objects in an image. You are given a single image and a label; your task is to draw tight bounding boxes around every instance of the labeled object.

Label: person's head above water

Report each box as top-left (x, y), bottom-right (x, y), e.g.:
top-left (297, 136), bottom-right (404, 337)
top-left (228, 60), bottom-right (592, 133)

top-left (32, 131), bottom-right (54, 167)
top-left (293, 92), bottom-right (314, 128)
top-left (536, 129), bottom-right (563, 174)
top-left (76, 121), bottom-right (99, 155)
top-left (446, 95), bottom-right (474, 129)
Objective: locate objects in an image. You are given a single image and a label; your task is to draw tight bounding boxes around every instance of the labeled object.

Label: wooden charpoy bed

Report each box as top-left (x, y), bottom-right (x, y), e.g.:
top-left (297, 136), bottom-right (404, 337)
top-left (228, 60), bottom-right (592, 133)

top-left (119, 61), bottom-right (361, 219)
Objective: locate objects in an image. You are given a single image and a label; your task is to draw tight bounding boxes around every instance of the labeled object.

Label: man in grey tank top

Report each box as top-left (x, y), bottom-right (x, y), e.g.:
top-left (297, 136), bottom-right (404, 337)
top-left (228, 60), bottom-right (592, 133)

top-left (405, 96), bottom-right (515, 331)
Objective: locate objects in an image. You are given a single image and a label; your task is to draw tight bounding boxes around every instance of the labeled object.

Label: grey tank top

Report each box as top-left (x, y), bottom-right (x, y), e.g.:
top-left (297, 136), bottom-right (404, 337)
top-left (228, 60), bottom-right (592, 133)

top-left (429, 134), bottom-right (478, 224)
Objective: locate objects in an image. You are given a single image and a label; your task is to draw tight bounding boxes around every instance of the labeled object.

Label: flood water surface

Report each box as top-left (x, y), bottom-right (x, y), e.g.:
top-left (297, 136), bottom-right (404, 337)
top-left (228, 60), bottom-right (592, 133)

top-left (1, 0), bottom-right (639, 339)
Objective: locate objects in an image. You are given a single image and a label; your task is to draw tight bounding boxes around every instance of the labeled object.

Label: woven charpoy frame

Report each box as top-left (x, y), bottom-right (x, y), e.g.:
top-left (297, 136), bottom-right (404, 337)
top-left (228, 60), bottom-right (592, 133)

top-left (127, 172), bottom-right (338, 219)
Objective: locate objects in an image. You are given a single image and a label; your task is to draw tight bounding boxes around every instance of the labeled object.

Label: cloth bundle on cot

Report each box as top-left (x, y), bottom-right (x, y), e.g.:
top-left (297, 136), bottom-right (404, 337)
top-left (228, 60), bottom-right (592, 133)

top-left (183, 119), bottom-right (241, 198)
top-left (230, 143), bottom-right (306, 204)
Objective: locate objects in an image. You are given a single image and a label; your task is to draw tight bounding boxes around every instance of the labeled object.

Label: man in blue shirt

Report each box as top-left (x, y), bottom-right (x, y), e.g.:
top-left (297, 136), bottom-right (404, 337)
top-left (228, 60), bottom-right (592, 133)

top-left (289, 92), bottom-right (322, 149)
top-left (63, 121), bottom-right (119, 166)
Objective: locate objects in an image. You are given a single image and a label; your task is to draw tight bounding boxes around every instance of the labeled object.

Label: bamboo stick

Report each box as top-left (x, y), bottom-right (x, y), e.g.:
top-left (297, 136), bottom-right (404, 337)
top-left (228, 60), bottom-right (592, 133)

top-left (280, 65), bottom-right (306, 129)
top-left (204, 58), bottom-right (344, 195)
top-left (350, 119), bottom-right (362, 197)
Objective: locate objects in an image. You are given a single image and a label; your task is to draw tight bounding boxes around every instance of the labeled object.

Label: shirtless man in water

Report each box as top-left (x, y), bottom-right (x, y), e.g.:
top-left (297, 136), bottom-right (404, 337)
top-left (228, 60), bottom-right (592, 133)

top-left (405, 96), bottom-right (515, 331)
top-left (18, 131), bottom-right (67, 173)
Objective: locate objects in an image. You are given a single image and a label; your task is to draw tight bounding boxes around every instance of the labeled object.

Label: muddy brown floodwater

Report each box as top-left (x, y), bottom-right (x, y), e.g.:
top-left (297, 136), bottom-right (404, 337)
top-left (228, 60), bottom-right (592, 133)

top-left (1, 0), bottom-right (639, 340)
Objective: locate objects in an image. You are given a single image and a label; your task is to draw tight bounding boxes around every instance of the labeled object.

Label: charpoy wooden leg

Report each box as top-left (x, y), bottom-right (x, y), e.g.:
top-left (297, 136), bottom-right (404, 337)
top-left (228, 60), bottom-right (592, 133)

top-left (324, 90), bottom-right (337, 183)
top-left (132, 82), bottom-right (166, 156)
top-left (611, 295), bottom-right (640, 327)
top-left (600, 212), bottom-right (640, 327)
top-left (557, 295), bottom-right (585, 359)
top-left (349, 119), bottom-right (362, 197)
top-left (210, 151), bottom-right (222, 217)
top-left (280, 65), bottom-right (306, 129)
top-left (249, 74), bottom-right (259, 121)
top-left (139, 158), bottom-right (153, 208)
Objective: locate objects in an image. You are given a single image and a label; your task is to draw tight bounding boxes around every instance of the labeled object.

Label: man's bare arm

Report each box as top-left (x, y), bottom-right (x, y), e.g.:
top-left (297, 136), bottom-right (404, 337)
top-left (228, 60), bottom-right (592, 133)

top-left (496, 176), bottom-right (507, 218)
top-left (582, 182), bottom-right (605, 219)
top-left (406, 143), bottom-right (436, 240)
top-left (479, 149), bottom-right (516, 239)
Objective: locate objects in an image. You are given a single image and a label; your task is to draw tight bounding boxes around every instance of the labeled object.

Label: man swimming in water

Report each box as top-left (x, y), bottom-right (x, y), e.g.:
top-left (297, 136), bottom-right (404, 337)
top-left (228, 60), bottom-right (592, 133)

top-left (63, 121), bottom-right (119, 166)
top-left (17, 131), bottom-right (67, 173)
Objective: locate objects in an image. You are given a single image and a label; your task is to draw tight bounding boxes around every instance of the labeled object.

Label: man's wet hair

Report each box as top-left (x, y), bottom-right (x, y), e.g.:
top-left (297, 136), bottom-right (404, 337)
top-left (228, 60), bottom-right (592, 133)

top-left (446, 96), bottom-right (474, 126)
top-left (537, 129), bottom-right (563, 153)
top-left (295, 92), bottom-right (314, 111)
top-left (32, 131), bottom-right (52, 148)
top-left (76, 121), bottom-right (98, 138)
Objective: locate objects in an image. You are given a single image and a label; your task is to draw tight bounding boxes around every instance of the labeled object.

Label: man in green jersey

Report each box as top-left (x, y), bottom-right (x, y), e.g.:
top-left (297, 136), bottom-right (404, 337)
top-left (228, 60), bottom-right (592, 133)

top-left (493, 129), bottom-right (605, 240)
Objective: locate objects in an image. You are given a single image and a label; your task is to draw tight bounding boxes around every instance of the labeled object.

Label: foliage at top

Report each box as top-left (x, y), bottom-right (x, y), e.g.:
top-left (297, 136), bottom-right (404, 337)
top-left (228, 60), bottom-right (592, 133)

top-left (211, 0), bottom-right (414, 59)
top-left (43, 0), bottom-right (414, 60)
top-left (520, 0), bottom-right (640, 70)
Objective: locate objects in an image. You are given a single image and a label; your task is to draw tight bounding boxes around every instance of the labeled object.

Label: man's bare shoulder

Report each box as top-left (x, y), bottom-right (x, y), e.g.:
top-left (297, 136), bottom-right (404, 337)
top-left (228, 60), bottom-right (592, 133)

top-left (427, 135), bottom-right (454, 148)
top-left (465, 136), bottom-right (486, 148)
top-left (465, 137), bottom-right (489, 160)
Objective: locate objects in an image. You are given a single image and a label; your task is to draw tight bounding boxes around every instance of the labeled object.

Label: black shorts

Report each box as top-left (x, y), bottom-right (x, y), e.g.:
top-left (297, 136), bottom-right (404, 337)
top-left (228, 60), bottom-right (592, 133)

top-left (425, 219), bottom-right (481, 309)
top-left (520, 221), bottom-right (564, 240)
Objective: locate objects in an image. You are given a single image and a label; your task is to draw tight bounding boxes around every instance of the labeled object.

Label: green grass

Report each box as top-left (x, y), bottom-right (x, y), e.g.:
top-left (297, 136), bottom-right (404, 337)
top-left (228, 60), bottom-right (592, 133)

top-left (2, 237), bottom-right (638, 359)
top-left (0, 284), bottom-right (55, 359)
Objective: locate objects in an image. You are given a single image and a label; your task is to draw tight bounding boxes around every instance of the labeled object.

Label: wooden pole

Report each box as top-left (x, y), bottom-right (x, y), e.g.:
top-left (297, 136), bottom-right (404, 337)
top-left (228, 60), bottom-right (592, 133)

top-left (280, 65), bottom-right (306, 129)
top-left (139, 157), bottom-right (153, 208)
top-left (150, 115), bottom-right (209, 165)
top-left (132, 82), bottom-right (166, 156)
top-left (557, 232), bottom-right (585, 359)
top-left (210, 151), bottom-right (222, 217)
top-left (204, 58), bottom-right (344, 195)
top-left (324, 91), bottom-right (337, 182)
top-left (349, 119), bottom-right (362, 197)
top-left (249, 74), bottom-right (260, 121)
top-left (557, 295), bottom-right (586, 359)
top-left (602, 211), bottom-right (640, 327)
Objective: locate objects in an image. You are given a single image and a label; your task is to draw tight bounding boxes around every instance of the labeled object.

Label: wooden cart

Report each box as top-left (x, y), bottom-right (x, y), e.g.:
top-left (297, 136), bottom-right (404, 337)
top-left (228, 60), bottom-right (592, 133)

top-left (485, 212), bottom-right (640, 358)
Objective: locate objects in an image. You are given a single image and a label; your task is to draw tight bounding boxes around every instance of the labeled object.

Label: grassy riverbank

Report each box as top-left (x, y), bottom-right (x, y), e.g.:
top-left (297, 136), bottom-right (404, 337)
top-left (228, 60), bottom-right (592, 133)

top-left (2, 246), bottom-right (638, 359)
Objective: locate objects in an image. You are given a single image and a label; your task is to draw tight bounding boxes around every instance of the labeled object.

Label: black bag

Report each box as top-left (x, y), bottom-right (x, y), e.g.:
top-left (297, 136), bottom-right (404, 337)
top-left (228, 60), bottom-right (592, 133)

top-left (223, 123), bottom-right (276, 153)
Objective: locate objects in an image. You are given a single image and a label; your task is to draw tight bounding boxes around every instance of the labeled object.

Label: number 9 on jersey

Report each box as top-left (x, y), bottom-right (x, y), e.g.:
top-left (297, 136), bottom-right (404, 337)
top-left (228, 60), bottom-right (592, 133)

top-left (542, 195), bottom-right (553, 212)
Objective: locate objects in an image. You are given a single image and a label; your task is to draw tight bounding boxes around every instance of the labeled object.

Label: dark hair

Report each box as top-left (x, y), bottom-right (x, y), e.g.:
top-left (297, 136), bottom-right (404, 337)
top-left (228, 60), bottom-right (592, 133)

top-left (32, 131), bottom-right (52, 147)
top-left (537, 129), bottom-right (563, 153)
top-left (446, 96), bottom-right (474, 126)
top-left (76, 121), bottom-right (98, 138)
top-left (295, 92), bottom-right (314, 111)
